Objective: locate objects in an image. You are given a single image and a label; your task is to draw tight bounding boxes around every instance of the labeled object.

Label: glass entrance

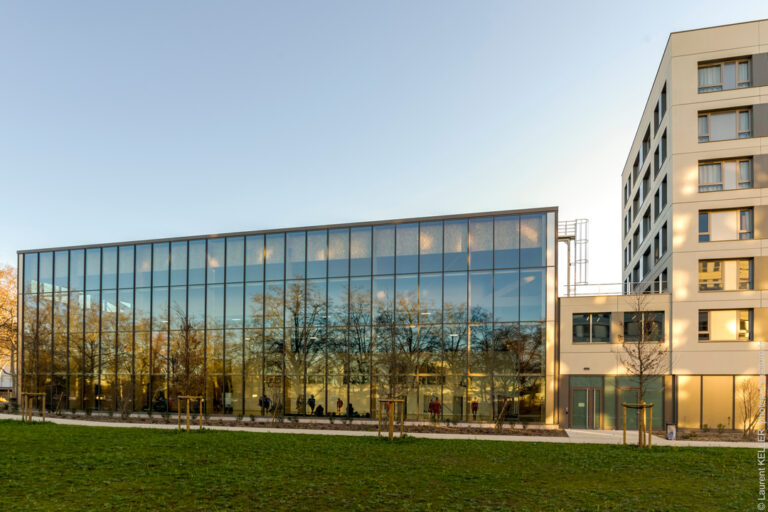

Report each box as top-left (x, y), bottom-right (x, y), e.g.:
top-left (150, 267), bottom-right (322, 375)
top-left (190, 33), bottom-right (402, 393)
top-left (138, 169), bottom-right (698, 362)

top-left (571, 387), bottom-right (601, 429)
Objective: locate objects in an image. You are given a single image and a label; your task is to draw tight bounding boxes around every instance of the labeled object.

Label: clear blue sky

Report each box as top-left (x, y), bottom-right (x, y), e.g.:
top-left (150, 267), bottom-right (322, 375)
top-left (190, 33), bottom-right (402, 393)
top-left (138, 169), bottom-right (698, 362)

top-left (2, 1), bottom-right (766, 286)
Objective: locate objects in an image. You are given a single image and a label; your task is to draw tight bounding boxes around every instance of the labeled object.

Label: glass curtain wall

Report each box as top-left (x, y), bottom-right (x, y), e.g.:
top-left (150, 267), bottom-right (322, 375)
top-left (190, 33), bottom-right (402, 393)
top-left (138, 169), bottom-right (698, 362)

top-left (20, 211), bottom-right (553, 422)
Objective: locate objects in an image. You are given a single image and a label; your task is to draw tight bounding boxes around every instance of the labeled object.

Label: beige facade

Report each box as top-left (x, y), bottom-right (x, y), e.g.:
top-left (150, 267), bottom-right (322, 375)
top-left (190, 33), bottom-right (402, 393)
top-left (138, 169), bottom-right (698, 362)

top-left (561, 19), bottom-right (768, 430)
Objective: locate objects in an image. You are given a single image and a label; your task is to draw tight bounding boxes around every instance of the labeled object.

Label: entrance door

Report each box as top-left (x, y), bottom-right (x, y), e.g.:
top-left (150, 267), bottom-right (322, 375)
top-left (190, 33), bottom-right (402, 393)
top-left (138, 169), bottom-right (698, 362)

top-left (618, 388), bottom-right (640, 430)
top-left (571, 388), bottom-right (601, 429)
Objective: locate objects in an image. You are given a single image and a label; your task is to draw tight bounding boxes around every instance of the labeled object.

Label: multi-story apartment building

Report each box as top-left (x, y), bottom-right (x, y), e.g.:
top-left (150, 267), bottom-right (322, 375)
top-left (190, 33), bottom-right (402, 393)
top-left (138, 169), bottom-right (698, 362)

top-left (559, 19), bottom-right (768, 431)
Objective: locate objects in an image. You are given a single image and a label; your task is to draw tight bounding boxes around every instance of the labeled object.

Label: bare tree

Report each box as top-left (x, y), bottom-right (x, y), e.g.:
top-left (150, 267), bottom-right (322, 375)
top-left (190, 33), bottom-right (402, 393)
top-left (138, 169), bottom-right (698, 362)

top-left (737, 378), bottom-right (763, 439)
top-left (619, 295), bottom-right (669, 445)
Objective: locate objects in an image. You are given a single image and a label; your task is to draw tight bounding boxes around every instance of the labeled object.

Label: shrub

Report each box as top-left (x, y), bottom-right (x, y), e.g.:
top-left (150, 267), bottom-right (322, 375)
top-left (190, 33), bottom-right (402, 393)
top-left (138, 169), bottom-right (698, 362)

top-left (701, 424), bottom-right (709, 432)
top-left (717, 423), bottom-right (726, 434)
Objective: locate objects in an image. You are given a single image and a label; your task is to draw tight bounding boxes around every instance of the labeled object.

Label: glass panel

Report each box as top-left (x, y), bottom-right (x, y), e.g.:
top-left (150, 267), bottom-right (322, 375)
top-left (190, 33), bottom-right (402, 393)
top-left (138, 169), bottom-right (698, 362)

top-left (285, 280), bottom-right (305, 329)
top-left (23, 252), bottom-right (38, 294)
top-left (739, 61), bottom-right (749, 83)
top-left (245, 282), bottom-right (264, 328)
top-left (135, 245), bottom-right (151, 288)
top-left (395, 223), bottom-right (418, 274)
top-left (118, 246), bottom-right (134, 289)
top-left (152, 287), bottom-right (168, 331)
top-left (245, 235), bottom-right (265, 282)
top-left (134, 288), bottom-right (151, 331)
top-left (723, 62), bottom-right (736, 90)
top-left (419, 273), bottom-right (441, 323)
top-left (226, 283), bottom-right (244, 328)
top-left (265, 234), bottom-right (285, 281)
top-left (101, 290), bottom-right (117, 332)
top-left (169, 287), bottom-right (186, 329)
top-left (443, 272), bottom-right (467, 324)
top-left (350, 227), bottom-right (372, 276)
top-left (117, 289), bottom-right (133, 331)
top-left (286, 232), bottom-right (306, 279)
top-left (307, 230), bottom-right (327, 279)
top-left (698, 116), bottom-right (708, 140)
top-left (54, 251), bottom-right (68, 291)
top-left (187, 285), bottom-right (205, 326)
top-left (520, 213), bottom-right (546, 267)
top-left (592, 313), bottom-right (611, 342)
top-left (86, 248), bottom-right (101, 290)
top-left (419, 221), bottom-right (442, 273)
top-left (207, 239), bottom-right (225, 284)
top-left (373, 225), bottom-right (395, 275)
top-left (573, 314), bottom-right (590, 342)
top-left (348, 277), bottom-right (370, 326)
top-left (264, 282), bottom-right (284, 328)
top-left (520, 268), bottom-right (545, 321)
top-left (739, 161), bottom-right (752, 188)
top-left (469, 271), bottom-right (492, 322)
top-left (444, 219), bottom-right (468, 271)
top-left (623, 312), bottom-right (641, 342)
top-left (207, 284), bottom-right (225, 329)
top-left (188, 240), bottom-right (206, 285)
top-left (152, 243), bottom-right (169, 287)
top-left (328, 278), bottom-right (348, 326)
top-left (328, 228), bottom-right (349, 277)
top-left (373, 276), bottom-right (394, 323)
top-left (494, 216), bottom-right (519, 269)
top-left (710, 111), bottom-right (737, 141)
top-left (493, 269), bottom-right (519, 322)
top-left (102, 247), bottom-right (117, 290)
top-left (70, 249), bottom-right (85, 292)
top-left (226, 237), bottom-right (245, 283)
top-left (170, 241), bottom-right (187, 286)
top-left (469, 218), bottom-right (492, 270)
top-left (38, 252), bottom-right (53, 293)
top-left (396, 274), bottom-right (418, 324)
top-left (307, 279), bottom-right (327, 326)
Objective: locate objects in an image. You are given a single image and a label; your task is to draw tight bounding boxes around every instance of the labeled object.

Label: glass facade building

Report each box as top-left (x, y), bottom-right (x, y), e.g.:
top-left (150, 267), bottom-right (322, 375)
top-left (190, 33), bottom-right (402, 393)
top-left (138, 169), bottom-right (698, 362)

top-left (18, 208), bottom-right (556, 422)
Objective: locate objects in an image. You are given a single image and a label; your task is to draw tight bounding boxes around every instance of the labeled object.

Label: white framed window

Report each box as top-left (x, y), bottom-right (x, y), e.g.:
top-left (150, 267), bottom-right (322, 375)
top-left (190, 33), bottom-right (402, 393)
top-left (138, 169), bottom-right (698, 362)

top-left (698, 309), bottom-right (753, 341)
top-left (698, 58), bottom-right (751, 93)
top-left (699, 158), bottom-right (752, 192)
top-left (698, 258), bottom-right (752, 291)
top-left (699, 208), bottom-right (753, 242)
top-left (698, 109), bottom-right (751, 142)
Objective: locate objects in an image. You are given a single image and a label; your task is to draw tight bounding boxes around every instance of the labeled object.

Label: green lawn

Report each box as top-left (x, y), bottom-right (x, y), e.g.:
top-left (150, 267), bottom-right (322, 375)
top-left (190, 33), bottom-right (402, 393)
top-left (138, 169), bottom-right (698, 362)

top-left (0, 420), bottom-right (754, 511)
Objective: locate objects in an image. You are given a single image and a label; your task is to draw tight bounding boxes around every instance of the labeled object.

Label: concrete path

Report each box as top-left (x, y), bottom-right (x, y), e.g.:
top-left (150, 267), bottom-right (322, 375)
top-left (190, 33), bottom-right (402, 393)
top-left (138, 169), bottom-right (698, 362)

top-left (0, 413), bottom-right (759, 448)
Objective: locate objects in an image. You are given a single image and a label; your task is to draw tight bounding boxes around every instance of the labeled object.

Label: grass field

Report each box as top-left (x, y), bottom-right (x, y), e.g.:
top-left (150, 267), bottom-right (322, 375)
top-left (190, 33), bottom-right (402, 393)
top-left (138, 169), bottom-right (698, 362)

top-left (0, 420), bottom-right (755, 511)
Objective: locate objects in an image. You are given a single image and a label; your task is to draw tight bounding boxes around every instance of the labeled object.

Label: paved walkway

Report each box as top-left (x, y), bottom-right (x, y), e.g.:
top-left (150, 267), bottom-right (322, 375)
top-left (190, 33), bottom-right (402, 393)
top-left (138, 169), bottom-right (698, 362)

top-left (0, 413), bottom-right (759, 448)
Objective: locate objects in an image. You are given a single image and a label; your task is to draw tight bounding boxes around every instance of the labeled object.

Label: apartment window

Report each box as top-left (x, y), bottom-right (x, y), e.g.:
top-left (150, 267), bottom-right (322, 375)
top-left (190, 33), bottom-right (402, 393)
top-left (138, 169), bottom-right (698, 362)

top-left (624, 182), bottom-right (630, 205)
top-left (632, 263), bottom-right (640, 284)
top-left (699, 208), bottom-right (753, 242)
top-left (632, 228), bottom-right (639, 253)
top-left (699, 158), bottom-right (753, 192)
top-left (632, 155), bottom-right (640, 184)
top-left (653, 130), bottom-right (667, 177)
top-left (698, 58), bottom-right (751, 93)
top-left (624, 244), bottom-right (631, 268)
top-left (698, 309), bottom-right (753, 341)
top-left (642, 209), bottom-right (651, 239)
top-left (624, 213), bottom-right (630, 236)
top-left (642, 248), bottom-right (651, 278)
top-left (624, 311), bottom-right (664, 341)
top-left (698, 259), bottom-right (753, 291)
top-left (654, 84), bottom-right (667, 130)
top-left (698, 109), bottom-right (751, 142)
top-left (653, 147), bottom-right (660, 177)
top-left (573, 313), bottom-right (611, 343)
top-left (655, 178), bottom-right (667, 219)
top-left (641, 127), bottom-right (651, 166)
top-left (660, 268), bottom-right (668, 292)
top-left (654, 224), bottom-right (667, 263)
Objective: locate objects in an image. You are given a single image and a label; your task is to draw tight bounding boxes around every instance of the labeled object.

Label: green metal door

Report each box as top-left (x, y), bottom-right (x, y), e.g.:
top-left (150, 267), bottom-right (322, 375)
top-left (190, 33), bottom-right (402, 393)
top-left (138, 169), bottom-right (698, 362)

top-left (572, 389), bottom-right (587, 428)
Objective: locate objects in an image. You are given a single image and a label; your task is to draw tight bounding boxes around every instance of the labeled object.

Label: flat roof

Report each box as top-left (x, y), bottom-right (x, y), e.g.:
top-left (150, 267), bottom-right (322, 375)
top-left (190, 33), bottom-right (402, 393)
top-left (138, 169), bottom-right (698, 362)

top-left (18, 205), bottom-right (558, 254)
top-left (670, 17), bottom-right (768, 35)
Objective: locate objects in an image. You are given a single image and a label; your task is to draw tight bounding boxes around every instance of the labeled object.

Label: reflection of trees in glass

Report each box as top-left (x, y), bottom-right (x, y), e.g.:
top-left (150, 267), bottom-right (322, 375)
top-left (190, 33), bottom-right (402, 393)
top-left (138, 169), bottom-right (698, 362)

top-left (475, 323), bottom-right (543, 419)
top-left (169, 306), bottom-right (205, 398)
top-left (373, 290), bottom-right (424, 401)
top-left (285, 281), bottom-right (326, 414)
